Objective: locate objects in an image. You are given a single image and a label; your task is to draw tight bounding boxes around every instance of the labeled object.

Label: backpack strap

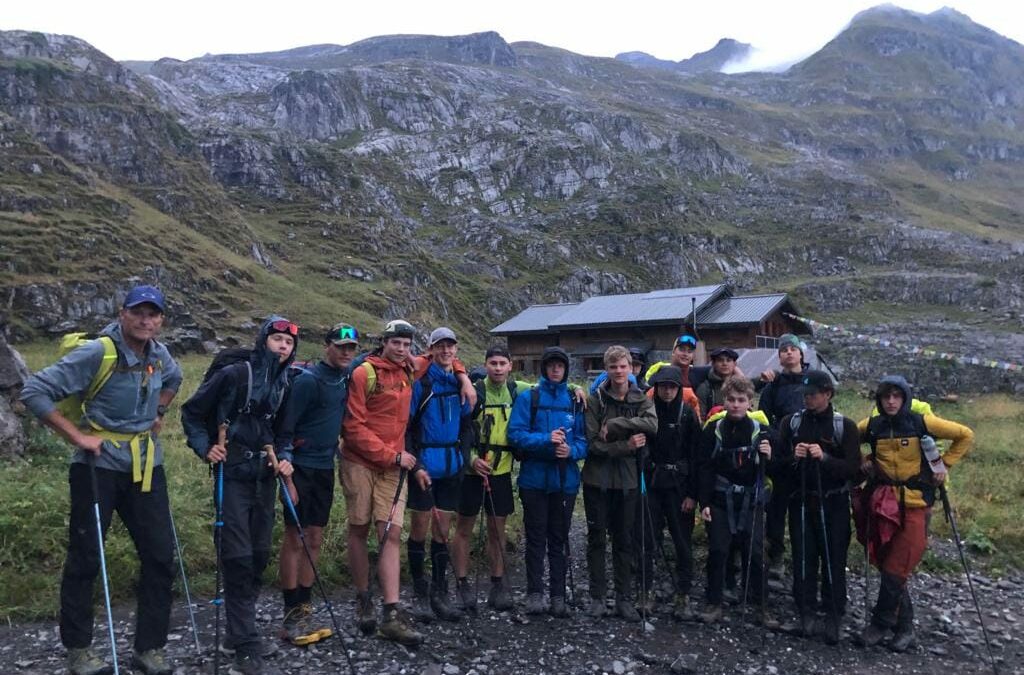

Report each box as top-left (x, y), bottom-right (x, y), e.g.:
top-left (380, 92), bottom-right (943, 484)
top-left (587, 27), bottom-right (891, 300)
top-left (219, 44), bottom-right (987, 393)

top-left (529, 386), bottom-right (541, 428)
top-left (85, 336), bottom-right (118, 403)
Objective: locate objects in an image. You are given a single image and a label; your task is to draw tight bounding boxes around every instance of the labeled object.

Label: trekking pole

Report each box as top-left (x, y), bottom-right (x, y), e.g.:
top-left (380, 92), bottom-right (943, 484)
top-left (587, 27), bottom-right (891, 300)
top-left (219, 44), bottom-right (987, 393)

top-left (87, 454), bottom-right (120, 675)
top-left (814, 461), bottom-right (841, 641)
top-left (799, 459), bottom-right (807, 610)
top-left (213, 424), bottom-right (227, 675)
top-left (939, 484), bottom-right (999, 675)
top-left (638, 450), bottom-right (648, 633)
top-left (380, 469), bottom-right (408, 548)
top-left (861, 488), bottom-right (872, 630)
top-left (269, 451), bottom-right (357, 675)
top-left (167, 502), bottom-right (201, 653)
top-left (558, 458), bottom-right (578, 606)
top-left (741, 452), bottom-right (762, 621)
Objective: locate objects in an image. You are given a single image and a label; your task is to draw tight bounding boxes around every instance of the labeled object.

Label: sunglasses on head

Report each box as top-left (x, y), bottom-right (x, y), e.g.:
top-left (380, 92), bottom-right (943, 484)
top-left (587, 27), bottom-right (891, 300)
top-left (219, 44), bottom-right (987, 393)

top-left (270, 320), bottom-right (300, 336)
top-left (336, 325), bottom-right (358, 341)
top-left (676, 335), bottom-right (697, 348)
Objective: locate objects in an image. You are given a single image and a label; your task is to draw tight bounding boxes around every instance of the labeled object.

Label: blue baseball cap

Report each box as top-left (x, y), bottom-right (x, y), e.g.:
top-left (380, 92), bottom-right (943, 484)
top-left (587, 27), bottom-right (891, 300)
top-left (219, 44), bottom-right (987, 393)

top-left (122, 285), bottom-right (165, 312)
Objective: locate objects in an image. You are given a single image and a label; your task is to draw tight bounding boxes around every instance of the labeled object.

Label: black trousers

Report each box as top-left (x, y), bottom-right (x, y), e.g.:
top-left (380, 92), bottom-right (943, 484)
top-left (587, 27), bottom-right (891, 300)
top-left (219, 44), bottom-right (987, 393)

top-left (519, 488), bottom-right (575, 598)
top-left (583, 485), bottom-right (637, 600)
top-left (766, 474), bottom-right (791, 563)
top-left (706, 499), bottom-right (766, 606)
top-left (61, 464), bottom-right (175, 651)
top-left (788, 491), bottom-right (851, 614)
top-left (218, 472), bottom-right (276, 657)
top-left (637, 485), bottom-right (694, 594)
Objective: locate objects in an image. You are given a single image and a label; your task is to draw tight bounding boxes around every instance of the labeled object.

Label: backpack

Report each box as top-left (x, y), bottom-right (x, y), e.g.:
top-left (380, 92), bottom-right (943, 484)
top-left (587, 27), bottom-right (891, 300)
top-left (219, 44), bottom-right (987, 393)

top-left (711, 418), bottom-right (763, 474)
top-left (789, 410), bottom-right (844, 446)
top-left (472, 379), bottom-right (519, 420)
top-left (54, 333), bottom-right (118, 425)
top-left (407, 371), bottom-right (467, 477)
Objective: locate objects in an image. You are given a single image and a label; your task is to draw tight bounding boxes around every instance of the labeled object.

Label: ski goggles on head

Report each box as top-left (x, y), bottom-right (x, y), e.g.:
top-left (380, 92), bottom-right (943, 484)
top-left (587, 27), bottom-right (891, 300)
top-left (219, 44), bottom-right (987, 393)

top-left (269, 319), bottom-right (300, 336)
top-left (675, 335), bottom-right (697, 349)
top-left (326, 323), bottom-right (359, 346)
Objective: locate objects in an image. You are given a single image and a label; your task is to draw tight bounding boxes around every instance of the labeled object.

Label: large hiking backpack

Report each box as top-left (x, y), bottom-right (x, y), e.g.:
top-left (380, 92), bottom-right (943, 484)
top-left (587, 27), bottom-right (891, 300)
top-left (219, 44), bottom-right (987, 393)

top-left (54, 333), bottom-right (118, 425)
top-left (789, 410), bottom-right (844, 446)
top-left (407, 371), bottom-right (467, 478)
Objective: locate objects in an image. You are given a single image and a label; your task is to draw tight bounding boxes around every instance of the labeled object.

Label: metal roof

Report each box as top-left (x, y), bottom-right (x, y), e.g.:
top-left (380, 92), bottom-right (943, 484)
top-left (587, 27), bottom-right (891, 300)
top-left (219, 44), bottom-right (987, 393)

top-left (697, 293), bottom-right (789, 326)
top-left (546, 284), bottom-right (727, 329)
top-left (490, 302), bottom-right (578, 334)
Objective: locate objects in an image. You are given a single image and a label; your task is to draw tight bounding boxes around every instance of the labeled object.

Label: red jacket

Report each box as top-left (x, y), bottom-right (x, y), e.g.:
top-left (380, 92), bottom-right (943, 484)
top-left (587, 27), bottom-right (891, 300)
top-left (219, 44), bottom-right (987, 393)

top-left (342, 354), bottom-right (465, 470)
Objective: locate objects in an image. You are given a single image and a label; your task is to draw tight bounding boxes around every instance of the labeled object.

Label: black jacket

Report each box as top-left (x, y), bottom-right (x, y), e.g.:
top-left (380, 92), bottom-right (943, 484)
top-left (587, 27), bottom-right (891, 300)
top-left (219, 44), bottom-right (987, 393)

top-left (698, 414), bottom-right (779, 507)
top-left (776, 404), bottom-right (861, 499)
top-left (645, 393), bottom-right (702, 499)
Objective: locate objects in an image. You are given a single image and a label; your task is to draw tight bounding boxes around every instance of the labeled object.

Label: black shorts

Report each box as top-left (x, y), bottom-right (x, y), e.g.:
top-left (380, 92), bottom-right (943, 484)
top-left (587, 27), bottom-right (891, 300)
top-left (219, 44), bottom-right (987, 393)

top-left (407, 474), bottom-right (462, 513)
top-left (280, 465), bottom-right (335, 528)
top-left (457, 473), bottom-right (515, 518)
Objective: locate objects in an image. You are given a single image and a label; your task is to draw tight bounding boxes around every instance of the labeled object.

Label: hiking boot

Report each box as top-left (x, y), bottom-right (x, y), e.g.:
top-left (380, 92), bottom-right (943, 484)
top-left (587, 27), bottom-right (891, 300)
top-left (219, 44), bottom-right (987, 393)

top-left (355, 591), bottom-right (377, 635)
top-left (66, 648), bottom-right (113, 675)
top-left (550, 596), bottom-right (570, 618)
top-left (800, 612), bottom-right (819, 638)
top-left (410, 579), bottom-right (434, 624)
top-left (768, 559), bottom-right (785, 581)
top-left (524, 592), bottom-right (547, 615)
top-left (756, 609), bottom-right (781, 630)
top-left (701, 604), bottom-right (723, 624)
top-left (858, 622), bottom-right (890, 648)
top-left (280, 604), bottom-right (310, 644)
top-left (722, 586), bottom-right (739, 605)
top-left (822, 615), bottom-right (841, 645)
top-left (131, 648), bottom-right (172, 675)
top-left (378, 607), bottom-right (423, 647)
top-left (229, 653), bottom-right (281, 675)
top-left (671, 594), bottom-right (694, 621)
top-left (615, 598), bottom-right (641, 623)
top-left (219, 639), bottom-right (279, 659)
top-left (456, 577), bottom-right (478, 615)
top-left (430, 580), bottom-right (464, 622)
top-left (488, 578), bottom-right (513, 611)
top-left (637, 591), bottom-right (656, 615)
top-left (889, 627), bottom-right (916, 653)
top-left (587, 597), bottom-right (607, 619)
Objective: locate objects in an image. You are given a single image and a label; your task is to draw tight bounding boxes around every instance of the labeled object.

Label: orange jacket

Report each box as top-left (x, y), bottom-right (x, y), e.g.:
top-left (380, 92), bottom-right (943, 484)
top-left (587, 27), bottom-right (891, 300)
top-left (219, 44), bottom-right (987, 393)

top-left (342, 354), bottom-right (465, 470)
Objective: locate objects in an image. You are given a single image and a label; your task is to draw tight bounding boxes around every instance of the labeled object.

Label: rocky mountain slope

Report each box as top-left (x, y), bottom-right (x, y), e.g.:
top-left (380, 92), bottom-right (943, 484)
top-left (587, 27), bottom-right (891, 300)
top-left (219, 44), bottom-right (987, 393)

top-left (2, 6), bottom-right (1023, 391)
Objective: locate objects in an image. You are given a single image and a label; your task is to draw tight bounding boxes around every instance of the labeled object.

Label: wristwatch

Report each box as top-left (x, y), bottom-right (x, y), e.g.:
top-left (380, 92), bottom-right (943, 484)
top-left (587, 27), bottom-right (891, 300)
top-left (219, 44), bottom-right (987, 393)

top-left (157, 404), bottom-right (169, 417)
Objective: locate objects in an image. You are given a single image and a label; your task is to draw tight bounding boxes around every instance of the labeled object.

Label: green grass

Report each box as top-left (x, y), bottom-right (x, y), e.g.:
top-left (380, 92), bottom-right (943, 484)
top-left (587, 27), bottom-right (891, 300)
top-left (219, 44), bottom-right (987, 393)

top-left (3, 349), bottom-right (1020, 620)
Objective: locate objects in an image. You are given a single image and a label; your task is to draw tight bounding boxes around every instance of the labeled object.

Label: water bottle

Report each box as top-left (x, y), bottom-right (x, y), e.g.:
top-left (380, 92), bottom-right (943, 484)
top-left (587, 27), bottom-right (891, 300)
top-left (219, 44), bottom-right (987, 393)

top-left (921, 435), bottom-right (947, 479)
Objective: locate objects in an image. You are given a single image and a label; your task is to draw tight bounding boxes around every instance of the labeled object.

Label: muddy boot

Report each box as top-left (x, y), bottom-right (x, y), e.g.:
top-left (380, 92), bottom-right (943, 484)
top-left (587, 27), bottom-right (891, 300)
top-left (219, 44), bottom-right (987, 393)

top-left (410, 578), bottom-right (434, 624)
top-left (822, 614), bottom-right (841, 645)
top-left (550, 596), bottom-right (570, 618)
top-left (455, 577), bottom-right (477, 615)
top-left (722, 587), bottom-right (739, 605)
top-left (355, 591), bottom-right (377, 635)
top-left (637, 590), bottom-right (656, 615)
top-left (379, 606), bottom-right (423, 647)
top-left (700, 604), bottom-right (723, 624)
top-left (890, 589), bottom-right (916, 652)
top-left (430, 579), bottom-right (464, 622)
top-left (131, 648), bottom-right (172, 675)
top-left (66, 648), bottom-right (113, 675)
top-left (488, 578), bottom-right (513, 611)
top-left (757, 609), bottom-right (781, 630)
top-left (587, 597), bottom-right (607, 618)
top-left (616, 597), bottom-right (641, 623)
top-left (672, 594), bottom-right (693, 621)
top-left (525, 592), bottom-right (547, 615)
top-left (280, 603), bottom-right (309, 644)
top-left (228, 653), bottom-right (269, 675)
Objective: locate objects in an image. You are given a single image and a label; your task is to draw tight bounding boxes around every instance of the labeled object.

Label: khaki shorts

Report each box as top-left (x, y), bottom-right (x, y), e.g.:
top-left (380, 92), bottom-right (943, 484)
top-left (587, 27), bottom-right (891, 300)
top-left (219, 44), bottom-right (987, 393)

top-left (340, 460), bottom-right (408, 528)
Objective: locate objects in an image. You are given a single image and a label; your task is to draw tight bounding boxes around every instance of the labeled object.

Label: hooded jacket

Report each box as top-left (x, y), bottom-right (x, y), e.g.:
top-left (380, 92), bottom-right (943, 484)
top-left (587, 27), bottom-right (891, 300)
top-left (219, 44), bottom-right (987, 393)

top-left (695, 368), bottom-right (727, 417)
top-left (858, 375), bottom-right (973, 509)
top-left (276, 359), bottom-right (349, 469)
top-left (646, 373), bottom-right (702, 496)
top-left (756, 364), bottom-right (810, 428)
top-left (583, 380), bottom-right (658, 490)
top-left (21, 320), bottom-right (182, 474)
top-left (182, 315), bottom-right (297, 469)
top-left (508, 366), bottom-right (587, 494)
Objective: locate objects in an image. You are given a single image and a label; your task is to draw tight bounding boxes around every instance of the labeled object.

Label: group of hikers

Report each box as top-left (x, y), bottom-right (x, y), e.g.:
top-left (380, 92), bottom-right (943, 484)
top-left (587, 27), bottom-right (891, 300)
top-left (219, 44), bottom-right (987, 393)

top-left (21, 285), bottom-right (978, 675)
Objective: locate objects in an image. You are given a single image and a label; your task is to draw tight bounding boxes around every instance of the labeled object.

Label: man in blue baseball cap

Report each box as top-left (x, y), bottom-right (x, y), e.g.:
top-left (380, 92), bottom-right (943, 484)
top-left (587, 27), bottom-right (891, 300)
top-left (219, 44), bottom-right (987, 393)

top-left (21, 284), bottom-right (182, 675)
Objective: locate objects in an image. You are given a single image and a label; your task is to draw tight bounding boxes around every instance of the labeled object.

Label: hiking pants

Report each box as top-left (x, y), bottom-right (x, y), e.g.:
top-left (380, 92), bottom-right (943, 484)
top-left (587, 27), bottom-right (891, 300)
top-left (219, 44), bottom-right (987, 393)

top-left (583, 485), bottom-right (637, 600)
top-left (788, 491), bottom-right (851, 614)
top-left (520, 488), bottom-right (575, 598)
top-left (706, 500), bottom-right (765, 606)
top-left (219, 473), bottom-right (276, 657)
top-left (61, 464), bottom-right (175, 651)
top-left (766, 474), bottom-right (791, 564)
top-left (638, 485), bottom-right (694, 594)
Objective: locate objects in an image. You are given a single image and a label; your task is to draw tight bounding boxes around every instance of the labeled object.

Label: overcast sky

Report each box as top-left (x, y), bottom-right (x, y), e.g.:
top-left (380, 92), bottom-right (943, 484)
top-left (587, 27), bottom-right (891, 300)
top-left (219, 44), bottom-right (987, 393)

top-left (2, 0), bottom-right (1021, 70)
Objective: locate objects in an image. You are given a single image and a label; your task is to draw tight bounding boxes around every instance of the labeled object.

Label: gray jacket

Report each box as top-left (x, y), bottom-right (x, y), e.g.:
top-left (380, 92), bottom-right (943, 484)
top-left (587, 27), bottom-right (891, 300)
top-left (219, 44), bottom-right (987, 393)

top-left (21, 321), bottom-right (183, 473)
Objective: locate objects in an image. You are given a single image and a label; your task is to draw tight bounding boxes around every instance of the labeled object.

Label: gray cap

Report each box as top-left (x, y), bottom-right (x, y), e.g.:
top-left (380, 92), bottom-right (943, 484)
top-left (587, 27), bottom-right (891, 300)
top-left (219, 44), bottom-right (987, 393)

top-left (428, 327), bottom-right (457, 346)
